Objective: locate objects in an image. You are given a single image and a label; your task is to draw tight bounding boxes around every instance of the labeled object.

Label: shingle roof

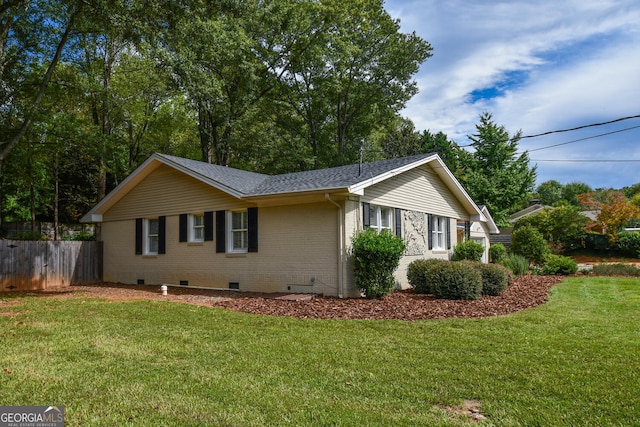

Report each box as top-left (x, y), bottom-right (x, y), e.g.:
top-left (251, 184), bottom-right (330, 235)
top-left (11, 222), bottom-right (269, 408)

top-left (81, 151), bottom-right (484, 223)
top-left (156, 154), bottom-right (269, 195)
top-left (158, 153), bottom-right (434, 196)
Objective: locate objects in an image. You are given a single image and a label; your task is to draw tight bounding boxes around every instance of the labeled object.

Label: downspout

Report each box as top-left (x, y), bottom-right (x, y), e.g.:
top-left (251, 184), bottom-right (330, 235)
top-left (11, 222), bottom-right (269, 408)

top-left (325, 193), bottom-right (344, 298)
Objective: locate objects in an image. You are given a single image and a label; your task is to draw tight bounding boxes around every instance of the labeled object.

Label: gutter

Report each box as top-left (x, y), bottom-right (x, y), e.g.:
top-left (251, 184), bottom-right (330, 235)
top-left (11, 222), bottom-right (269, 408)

top-left (325, 193), bottom-right (344, 298)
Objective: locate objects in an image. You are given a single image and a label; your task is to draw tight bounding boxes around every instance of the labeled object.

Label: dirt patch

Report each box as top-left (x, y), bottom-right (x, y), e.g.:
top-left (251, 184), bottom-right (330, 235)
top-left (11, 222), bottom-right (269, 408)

top-left (442, 399), bottom-right (487, 423)
top-left (8, 274), bottom-right (565, 321)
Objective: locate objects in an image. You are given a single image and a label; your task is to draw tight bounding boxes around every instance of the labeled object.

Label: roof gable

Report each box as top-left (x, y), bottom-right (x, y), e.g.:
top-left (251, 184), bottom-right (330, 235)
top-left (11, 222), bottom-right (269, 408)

top-left (81, 153), bottom-right (484, 222)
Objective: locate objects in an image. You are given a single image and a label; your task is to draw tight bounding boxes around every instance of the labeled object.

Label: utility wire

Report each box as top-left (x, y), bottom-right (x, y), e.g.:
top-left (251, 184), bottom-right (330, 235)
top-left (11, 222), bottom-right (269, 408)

top-left (522, 124), bottom-right (640, 154)
top-left (520, 114), bottom-right (640, 139)
top-left (460, 113), bottom-right (640, 148)
top-left (531, 159), bottom-right (640, 162)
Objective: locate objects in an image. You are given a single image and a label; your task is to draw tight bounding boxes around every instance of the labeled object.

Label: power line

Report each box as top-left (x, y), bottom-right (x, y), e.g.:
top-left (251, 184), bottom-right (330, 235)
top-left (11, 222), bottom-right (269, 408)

top-left (520, 114), bottom-right (640, 139)
top-left (460, 113), bottom-right (640, 148)
top-left (531, 159), bottom-right (640, 162)
top-left (523, 124), bottom-right (640, 154)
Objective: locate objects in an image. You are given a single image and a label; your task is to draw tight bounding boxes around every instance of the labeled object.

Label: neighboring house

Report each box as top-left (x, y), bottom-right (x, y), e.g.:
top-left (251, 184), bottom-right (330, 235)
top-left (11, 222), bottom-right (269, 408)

top-left (508, 201), bottom-right (553, 224)
top-left (460, 205), bottom-right (500, 263)
top-left (81, 153), bottom-right (496, 297)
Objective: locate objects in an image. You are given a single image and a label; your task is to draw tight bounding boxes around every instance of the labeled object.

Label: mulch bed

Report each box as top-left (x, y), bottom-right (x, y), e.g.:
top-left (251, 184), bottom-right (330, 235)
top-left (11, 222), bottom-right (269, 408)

top-left (5, 274), bottom-right (566, 321)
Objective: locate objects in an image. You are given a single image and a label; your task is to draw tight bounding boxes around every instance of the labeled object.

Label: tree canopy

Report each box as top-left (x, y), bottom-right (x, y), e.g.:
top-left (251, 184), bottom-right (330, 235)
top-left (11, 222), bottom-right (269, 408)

top-left (457, 112), bottom-right (537, 226)
top-left (0, 0), bottom-right (431, 232)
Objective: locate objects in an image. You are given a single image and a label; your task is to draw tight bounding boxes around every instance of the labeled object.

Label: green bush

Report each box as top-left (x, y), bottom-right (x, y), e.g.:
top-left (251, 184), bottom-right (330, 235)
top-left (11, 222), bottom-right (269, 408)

top-left (585, 233), bottom-right (609, 251)
top-left (616, 231), bottom-right (640, 258)
top-left (478, 263), bottom-right (511, 296)
top-left (510, 225), bottom-right (550, 266)
top-left (352, 229), bottom-right (405, 299)
top-left (426, 261), bottom-right (482, 300)
top-left (14, 231), bottom-right (47, 241)
top-left (489, 243), bottom-right (506, 263)
top-left (451, 240), bottom-right (484, 261)
top-left (501, 254), bottom-right (529, 275)
top-left (541, 254), bottom-right (578, 275)
top-left (62, 231), bottom-right (95, 241)
top-left (592, 263), bottom-right (640, 277)
top-left (407, 258), bottom-right (446, 294)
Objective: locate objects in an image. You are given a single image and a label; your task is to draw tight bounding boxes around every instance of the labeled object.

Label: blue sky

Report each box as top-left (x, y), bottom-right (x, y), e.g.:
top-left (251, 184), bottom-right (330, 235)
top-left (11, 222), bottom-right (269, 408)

top-left (385, 0), bottom-right (640, 190)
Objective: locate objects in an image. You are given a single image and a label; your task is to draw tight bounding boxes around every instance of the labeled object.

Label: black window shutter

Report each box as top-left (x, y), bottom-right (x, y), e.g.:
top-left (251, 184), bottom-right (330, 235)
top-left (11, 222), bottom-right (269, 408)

top-left (215, 210), bottom-right (226, 253)
top-left (204, 211), bottom-right (214, 241)
top-left (179, 214), bottom-right (188, 242)
top-left (135, 218), bottom-right (143, 255)
top-left (465, 221), bottom-right (471, 240)
top-left (158, 216), bottom-right (166, 254)
top-left (427, 214), bottom-right (433, 250)
top-left (362, 202), bottom-right (370, 228)
top-left (248, 207), bottom-right (258, 252)
top-left (446, 217), bottom-right (451, 249)
top-left (395, 208), bottom-right (402, 237)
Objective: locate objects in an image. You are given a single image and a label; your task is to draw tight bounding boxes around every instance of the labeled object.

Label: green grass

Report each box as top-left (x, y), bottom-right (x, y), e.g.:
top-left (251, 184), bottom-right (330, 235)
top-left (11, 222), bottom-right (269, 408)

top-left (1, 277), bottom-right (640, 426)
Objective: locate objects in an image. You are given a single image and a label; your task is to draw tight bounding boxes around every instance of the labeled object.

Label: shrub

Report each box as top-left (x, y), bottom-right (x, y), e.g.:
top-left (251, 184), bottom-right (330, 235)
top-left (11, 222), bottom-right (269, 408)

top-left (541, 254), bottom-right (578, 275)
top-left (407, 258), bottom-right (446, 294)
top-left (489, 243), bottom-right (506, 263)
top-left (501, 254), bottom-right (529, 275)
top-left (592, 263), bottom-right (640, 277)
top-left (478, 263), bottom-right (511, 296)
top-left (351, 229), bottom-right (405, 299)
top-left (616, 231), bottom-right (640, 258)
top-left (584, 233), bottom-right (609, 251)
top-left (426, 261), bottom-right (482, 300)
top-left (62, 231), bottom-right (95, 241)
top-left (510, 225), bottom-right (550, 266)
top-left (14, 231), bottom-right (47, 241)
top-left (451, 240), bottom-right (484, 261)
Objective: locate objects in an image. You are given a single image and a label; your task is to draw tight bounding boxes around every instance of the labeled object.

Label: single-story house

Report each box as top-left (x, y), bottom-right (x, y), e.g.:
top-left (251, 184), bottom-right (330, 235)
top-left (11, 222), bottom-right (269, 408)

top-left (81, 153), bottom-right (498, 297)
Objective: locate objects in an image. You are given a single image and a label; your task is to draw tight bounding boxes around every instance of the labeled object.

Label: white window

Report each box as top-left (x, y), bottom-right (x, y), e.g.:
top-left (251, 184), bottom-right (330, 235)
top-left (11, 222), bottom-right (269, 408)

top-left (190, 214), bottom-right (204, 242)
top-left (432, 215), bottom-right (446, 250)
top-left (229, 210), bottom-right (248, 253)
top-left (369, 205), bottom-right (393, 233)
top-left (145, 218), bottom-right (159, 255)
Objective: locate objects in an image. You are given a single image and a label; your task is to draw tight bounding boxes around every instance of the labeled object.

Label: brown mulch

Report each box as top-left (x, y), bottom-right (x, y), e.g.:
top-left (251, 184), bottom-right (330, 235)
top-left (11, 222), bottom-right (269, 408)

top-left (2, 274), bottom-right (565, 321)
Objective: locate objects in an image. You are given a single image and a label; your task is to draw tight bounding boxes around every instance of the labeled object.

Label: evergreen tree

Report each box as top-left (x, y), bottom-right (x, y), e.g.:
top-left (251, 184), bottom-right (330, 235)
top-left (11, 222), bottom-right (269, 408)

top-left (460, 112), bottom-right (537, 226)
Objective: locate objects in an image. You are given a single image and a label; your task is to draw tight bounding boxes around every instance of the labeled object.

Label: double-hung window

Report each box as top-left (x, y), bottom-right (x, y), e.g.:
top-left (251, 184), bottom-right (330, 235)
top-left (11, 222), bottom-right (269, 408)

top-left (369, 205), bottom-right (393, 233)
top-left (145, 218), bottom-right (159, 255)
top-left (431, 215), bottom-right (446, 250)
top-left (190, 214), bottom-right (205, 242)
top-left (229, 210), bottom-right (248, 253)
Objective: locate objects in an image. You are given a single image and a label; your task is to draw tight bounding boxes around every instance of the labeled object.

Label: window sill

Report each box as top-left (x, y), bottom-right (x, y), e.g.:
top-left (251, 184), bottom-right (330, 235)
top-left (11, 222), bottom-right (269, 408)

top-left (187, 242), bottom-right (204, 246)
top-left (142, 255), bottom-right (158, 259)
top-left (225, 252), bottom-right (247, 258)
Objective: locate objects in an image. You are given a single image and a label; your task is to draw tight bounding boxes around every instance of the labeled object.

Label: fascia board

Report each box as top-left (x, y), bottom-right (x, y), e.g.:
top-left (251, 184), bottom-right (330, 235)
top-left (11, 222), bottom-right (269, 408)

top-left (80, 154), bottom-right (247, 223)
top-left (80, 154), bottom-right (162, 222)
top-left (431, 157), bottom-right (484, 219)
top-left (480, 207), bottom-right (500, 234)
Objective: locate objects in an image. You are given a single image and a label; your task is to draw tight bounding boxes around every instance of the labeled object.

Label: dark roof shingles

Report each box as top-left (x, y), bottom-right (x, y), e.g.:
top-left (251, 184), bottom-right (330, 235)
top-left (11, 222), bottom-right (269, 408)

top-left (158, 153), bottom-right (433, 197)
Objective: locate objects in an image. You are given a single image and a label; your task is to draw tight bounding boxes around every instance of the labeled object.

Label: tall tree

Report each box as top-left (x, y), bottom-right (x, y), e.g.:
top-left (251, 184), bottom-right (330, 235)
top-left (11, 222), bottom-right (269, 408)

top-left (536, 180), bottom-right (564, 206)
top-left (271, 0), bottom-right (432, 168)
top-left (460, 112), bottom-right (537, 226)
top-left (0, 0), bottom-right (82, 175)
top-left (561, 181), bottom-right (593, 206)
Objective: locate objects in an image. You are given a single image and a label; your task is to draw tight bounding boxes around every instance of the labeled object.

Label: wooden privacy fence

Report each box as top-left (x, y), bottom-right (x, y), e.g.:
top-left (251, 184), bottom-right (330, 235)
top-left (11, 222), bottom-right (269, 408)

top-left (0, 240), bottom-right (103, 292)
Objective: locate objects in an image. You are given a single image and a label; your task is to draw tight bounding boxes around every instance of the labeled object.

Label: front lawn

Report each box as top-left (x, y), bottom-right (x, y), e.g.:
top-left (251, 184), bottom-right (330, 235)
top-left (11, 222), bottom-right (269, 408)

top-left (1, 276), bottom-right (639, 426)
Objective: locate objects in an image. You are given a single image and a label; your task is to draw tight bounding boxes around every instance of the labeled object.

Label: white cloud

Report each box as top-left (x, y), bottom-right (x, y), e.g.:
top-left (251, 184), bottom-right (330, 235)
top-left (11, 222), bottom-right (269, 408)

top-left (385, 0), bottom-right (640, 188)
